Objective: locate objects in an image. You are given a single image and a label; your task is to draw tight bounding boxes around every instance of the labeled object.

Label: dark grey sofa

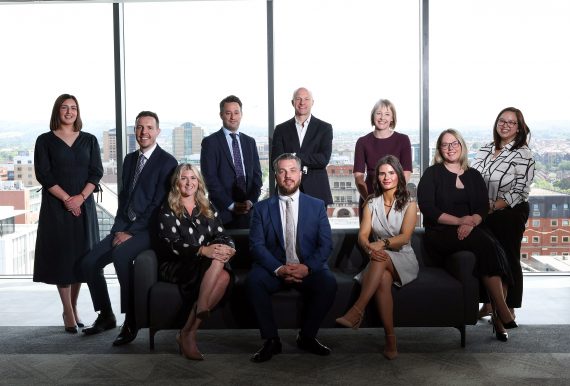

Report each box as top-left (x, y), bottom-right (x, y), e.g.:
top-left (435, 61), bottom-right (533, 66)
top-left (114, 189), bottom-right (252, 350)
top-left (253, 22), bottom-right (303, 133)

top-left (133, 228), bottom-right (479, 349)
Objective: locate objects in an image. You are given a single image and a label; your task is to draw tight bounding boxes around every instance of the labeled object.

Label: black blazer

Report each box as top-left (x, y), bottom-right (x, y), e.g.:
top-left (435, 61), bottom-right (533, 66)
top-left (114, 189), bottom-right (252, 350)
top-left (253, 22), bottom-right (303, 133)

top-left (271, 116), bottom-right (333, 205)
top-left (200, 128), bottom-right (263, 225)
top-left (112, 144), bottom-right (178, 235)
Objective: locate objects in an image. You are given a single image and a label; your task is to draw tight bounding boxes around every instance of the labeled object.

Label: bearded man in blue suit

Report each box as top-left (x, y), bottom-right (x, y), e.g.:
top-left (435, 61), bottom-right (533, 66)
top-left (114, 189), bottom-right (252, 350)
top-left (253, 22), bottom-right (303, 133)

top-left (247, 153), bottom-right (337, 363)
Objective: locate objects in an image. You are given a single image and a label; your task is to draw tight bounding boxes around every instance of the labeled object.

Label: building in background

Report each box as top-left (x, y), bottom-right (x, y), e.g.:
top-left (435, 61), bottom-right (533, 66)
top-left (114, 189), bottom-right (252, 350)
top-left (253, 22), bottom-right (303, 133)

top-left (0, 206), bottom-right (36, 275)
top-left (103, 127), bottom-right (136, 162)
top-left (172, 122), bottom-right (203, 162)
top-left (0, 181), bottom-right (40, 225)
top-left (13, 155), bottom-right (38, 187)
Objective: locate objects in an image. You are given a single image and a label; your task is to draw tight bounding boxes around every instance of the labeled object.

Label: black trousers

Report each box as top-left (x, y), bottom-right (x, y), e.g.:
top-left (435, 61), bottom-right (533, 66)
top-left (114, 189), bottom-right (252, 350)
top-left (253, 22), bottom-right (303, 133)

top-left (82, 231), bottom-right (151, 318)
top-left (483, 202), bottom-right (529, 308)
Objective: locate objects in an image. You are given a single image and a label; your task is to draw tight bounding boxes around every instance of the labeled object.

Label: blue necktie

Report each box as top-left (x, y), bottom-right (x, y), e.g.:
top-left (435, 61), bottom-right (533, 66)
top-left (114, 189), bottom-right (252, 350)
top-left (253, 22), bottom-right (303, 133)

top-left (230, 133), bottom-right (247, 193)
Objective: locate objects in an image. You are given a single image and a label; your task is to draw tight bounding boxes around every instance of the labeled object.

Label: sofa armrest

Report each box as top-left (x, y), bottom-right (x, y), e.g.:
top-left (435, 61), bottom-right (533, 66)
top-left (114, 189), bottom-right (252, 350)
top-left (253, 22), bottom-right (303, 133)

top-left (444, 251), bottom-right (479, 325)
top-left (133, 249), bottom-right (159, 328)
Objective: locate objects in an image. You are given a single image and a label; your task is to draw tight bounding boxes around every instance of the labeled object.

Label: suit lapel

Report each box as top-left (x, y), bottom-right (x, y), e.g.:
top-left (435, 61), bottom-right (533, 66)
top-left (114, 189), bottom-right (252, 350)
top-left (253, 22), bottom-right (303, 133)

top-left (240, 134), bottom-right (252, 182)
top-left (296, 194), bottom-right (307, 251)
top-left (217, 129), bottom-right (235, 171)
top-left (269, 196), bottom-right (285, 249)
top-left (288, 119), bottom-right (301, 150)
top-left (300, 117), bottom-right (317, 152)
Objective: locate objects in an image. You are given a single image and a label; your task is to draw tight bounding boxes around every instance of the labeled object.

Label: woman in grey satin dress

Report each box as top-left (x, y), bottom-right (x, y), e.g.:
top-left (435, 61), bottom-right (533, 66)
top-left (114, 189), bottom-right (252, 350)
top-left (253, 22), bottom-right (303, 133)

top-left (336, 155), bottom-right (418, 359)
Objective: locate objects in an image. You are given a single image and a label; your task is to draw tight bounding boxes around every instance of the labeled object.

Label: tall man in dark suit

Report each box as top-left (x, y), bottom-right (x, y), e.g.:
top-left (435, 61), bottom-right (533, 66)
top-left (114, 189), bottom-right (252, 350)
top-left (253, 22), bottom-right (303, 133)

top-left (82, 111), bottom-right (177, 346)
top-left (247, 153), bottom-right (337, 363)
top-left (200, 95), bottom-right (263, 229)
top-left (271, 87), bottom-right (333, 205)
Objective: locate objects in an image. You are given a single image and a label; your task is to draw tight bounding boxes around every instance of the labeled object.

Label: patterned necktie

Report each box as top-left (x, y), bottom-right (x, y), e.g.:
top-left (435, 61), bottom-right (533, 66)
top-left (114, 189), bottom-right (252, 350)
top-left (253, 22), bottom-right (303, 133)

top-left (285, 197), bottom-right (299, 264)
top-left (230, 133), bottom-right (247, 193)
top-left (128, 153), bottom-right (146, 221)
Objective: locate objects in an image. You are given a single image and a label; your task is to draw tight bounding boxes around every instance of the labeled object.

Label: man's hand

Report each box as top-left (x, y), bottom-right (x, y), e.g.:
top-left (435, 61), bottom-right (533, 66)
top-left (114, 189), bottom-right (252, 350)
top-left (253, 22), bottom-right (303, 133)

top-left (233, 201), bottom-right (252, 215)
top-left (112, 231), bottom-right (132, 247)
top-left (277, 263), bottom-right (309, 283)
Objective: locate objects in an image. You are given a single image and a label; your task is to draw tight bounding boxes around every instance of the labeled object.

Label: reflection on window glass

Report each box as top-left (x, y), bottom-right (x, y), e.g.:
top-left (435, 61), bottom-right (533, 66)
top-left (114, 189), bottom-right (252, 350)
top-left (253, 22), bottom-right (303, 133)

top-left (0, 3), bottom-right (114, 275)
top-left (431, 0), bottom-right (570, 272)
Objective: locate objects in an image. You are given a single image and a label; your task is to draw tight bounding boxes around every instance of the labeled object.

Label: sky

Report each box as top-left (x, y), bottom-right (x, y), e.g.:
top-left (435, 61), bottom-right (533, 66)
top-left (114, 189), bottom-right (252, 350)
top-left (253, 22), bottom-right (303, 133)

top-left (0, 0), bottom-right (569, 139)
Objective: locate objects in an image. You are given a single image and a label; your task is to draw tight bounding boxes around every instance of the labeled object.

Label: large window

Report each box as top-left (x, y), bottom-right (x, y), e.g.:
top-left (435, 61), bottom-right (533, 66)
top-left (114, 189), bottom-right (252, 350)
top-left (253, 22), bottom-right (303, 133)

top-left (274, 0), bottom-right (420, 226)
top-left (0, 3), bottom-right (115, 275)
top-left (1, 0), bottom-right (568, 275)
top-left (123, 0), bottom-right (269, 194)
top-left (431, 0), bottom-right (570, 272)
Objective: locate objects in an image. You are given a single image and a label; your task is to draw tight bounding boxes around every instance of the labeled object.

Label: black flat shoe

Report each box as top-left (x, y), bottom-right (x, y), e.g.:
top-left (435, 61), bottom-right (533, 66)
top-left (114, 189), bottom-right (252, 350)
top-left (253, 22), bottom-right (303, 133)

top-left (296, 334), bottom-right (331, 356)
top-left (83, 312), bottom-right (117, 335)
top-left (113, 323), bottom-right (138, 346)
top-left (250, 338), bottom-right (282, 363)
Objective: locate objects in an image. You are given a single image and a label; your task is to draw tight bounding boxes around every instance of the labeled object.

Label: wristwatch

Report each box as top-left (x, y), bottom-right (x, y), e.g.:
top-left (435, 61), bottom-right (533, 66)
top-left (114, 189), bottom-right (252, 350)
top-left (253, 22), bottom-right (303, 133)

top-left (383, 238), bottom-right (391, 248)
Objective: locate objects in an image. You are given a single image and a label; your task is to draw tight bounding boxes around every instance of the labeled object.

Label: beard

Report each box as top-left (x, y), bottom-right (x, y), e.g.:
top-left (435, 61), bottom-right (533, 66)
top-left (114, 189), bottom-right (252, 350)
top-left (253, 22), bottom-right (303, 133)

top-left (277, 178), bottom-right (301, 196)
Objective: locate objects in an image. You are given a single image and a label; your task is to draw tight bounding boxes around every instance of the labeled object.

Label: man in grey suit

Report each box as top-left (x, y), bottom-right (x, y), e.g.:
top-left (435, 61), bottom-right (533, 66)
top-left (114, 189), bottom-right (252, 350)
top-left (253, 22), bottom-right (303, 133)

top-left (271, 87), bottom-right (333, 205)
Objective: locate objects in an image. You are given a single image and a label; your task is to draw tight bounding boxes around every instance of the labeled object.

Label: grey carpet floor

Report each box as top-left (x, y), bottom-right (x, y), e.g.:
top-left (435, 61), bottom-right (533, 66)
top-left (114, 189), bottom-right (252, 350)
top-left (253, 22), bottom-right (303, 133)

top-left (1, 323), bottom-right (569, 385)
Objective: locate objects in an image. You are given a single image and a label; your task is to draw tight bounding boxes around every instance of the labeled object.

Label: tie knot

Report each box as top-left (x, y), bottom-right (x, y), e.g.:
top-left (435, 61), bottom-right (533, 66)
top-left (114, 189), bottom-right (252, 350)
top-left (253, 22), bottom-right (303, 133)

top-left (230, 133), bottom-right (237, 139)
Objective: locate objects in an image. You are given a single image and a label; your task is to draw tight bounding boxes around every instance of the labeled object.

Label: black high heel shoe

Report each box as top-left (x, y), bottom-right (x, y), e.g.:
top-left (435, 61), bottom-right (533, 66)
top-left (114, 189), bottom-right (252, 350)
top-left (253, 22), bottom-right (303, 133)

top-left (491, 313), bottom-right (508, 342)
top-left (502, 320), bottom-right (518, 329)
top-left (62, 314), bottom-right (78, 334)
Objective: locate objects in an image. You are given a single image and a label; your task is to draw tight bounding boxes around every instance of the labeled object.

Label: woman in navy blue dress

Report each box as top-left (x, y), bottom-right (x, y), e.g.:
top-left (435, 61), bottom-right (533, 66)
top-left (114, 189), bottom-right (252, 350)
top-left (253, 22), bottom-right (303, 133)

top-left (33, 94), bottom-right (103, 333)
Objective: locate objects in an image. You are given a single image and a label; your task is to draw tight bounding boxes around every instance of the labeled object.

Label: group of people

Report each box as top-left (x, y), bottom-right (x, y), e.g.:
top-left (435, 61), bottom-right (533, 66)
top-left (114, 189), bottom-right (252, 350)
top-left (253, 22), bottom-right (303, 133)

top-left (33, 89), bottom-right (534, 363)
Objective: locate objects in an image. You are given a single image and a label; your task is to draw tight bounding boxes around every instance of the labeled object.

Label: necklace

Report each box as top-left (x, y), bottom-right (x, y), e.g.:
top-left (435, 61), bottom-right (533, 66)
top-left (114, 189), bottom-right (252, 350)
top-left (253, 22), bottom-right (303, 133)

top-left (384, 202), bottom-right (393, 207)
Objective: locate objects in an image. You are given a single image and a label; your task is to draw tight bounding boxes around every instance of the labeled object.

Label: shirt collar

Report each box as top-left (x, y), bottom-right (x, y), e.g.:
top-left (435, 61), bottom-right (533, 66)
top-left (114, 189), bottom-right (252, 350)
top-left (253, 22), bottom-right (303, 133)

top-left (295, 114), bottom-right (311, 128)
top-left (278, 189), bottom-right (300, 202)
top-left (139, 143), bottom-right (157, 159)
top-left (222, 127), bottom-right (240, 136)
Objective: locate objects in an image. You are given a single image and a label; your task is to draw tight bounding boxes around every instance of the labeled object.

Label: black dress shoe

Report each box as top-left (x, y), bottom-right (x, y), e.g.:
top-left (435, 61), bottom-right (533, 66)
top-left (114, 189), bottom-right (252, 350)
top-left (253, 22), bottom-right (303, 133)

top-left (296, 334), bottom-right (331, 356)
top-left (250, 338), bottom-right (282, 363)
top-left (113, 323), bottom-right (138, 346)
top-left (82, 313), bottom-right (117, 335)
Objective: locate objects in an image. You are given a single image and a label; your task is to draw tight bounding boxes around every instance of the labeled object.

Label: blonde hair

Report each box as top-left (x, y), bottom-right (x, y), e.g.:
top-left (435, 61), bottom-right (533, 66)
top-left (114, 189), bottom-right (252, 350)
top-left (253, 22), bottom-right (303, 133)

top-left (168, 164), bottom-right (214, 219)
top-left (433, 129), bottom-right (469, 170)
top-left (370, 98), bottom-right (397, 129)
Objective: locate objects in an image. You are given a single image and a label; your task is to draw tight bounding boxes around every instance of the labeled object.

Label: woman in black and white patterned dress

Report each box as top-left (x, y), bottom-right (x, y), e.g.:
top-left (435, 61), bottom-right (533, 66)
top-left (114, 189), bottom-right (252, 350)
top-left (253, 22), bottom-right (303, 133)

top-left (158, 163), bottom-right (235, 360)
top-left (472, 107), bottom-right (535, 318)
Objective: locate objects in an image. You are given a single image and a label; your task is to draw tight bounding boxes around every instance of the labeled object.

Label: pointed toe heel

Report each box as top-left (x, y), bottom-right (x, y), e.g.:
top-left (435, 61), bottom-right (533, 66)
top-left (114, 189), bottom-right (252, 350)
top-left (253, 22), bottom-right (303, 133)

top-left (335, 305), bottom-right (364, 329)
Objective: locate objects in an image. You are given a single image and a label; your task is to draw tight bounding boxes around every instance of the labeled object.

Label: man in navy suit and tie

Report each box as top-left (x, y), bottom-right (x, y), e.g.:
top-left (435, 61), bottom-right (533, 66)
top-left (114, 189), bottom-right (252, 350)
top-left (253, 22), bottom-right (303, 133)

top-left (82, 111), bottom-right (177, 346)
top-left (247, 153), bottom-right (337, 363)
top-left (200, 95), bottom-right (263, 229)
top-left (271, 87), bottom-right (333, 205)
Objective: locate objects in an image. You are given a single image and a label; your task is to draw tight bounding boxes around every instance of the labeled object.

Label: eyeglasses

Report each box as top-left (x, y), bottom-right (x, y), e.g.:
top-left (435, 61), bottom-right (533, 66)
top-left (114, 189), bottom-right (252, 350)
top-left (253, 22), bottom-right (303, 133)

top-left (440, 140), bottom-right (461, 150)
top-left (497, 118), bottom-right (518, 128)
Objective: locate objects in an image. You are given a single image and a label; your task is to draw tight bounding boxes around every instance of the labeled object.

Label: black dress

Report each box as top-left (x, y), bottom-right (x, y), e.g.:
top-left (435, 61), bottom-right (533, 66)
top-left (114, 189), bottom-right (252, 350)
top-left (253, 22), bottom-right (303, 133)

top-left (157, 201), bottom-right (233, 302)
top-left (33, 131), bottom-right (103, 285)
top-left (417, 164), bottom-right (511, 282)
